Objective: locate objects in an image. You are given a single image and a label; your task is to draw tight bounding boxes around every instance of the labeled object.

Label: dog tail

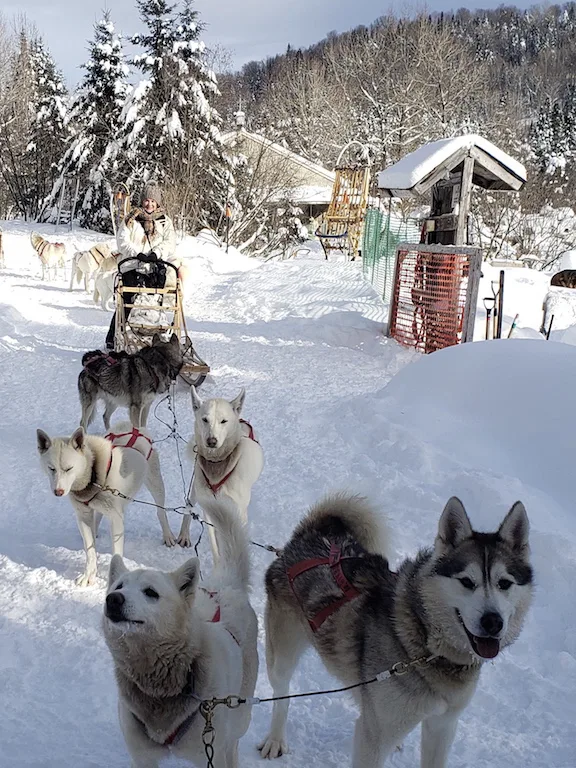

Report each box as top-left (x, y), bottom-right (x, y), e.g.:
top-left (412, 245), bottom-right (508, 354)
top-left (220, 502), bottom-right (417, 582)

top-left (297, 492), bottom-right (392, 560)
top-left (202, 496), bottom-right (251, 592)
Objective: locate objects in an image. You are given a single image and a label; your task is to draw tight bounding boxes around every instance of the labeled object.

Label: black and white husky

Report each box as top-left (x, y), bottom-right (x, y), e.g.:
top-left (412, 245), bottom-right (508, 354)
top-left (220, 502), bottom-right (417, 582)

top-left (260, 494), bottom-right (533, 767)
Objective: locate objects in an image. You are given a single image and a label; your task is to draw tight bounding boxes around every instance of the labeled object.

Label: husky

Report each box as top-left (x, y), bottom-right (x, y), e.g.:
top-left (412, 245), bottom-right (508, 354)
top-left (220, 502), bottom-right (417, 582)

top-left (102, 497), bottom-right (258, 767)
top-left (36, 423), bottom-right (176, 587)
top-left (259, 494), bottom-right (533, 767)
top-left (92, 255), bottom-right (119, 311)
top-left (78, 333), bottom-right (184, 430)
top-left (177, 387), bottom-right (264, 560)
top-left (69, 242), bottom-right (113, 292)
top-left (30, 231), bottom-right (67, 280)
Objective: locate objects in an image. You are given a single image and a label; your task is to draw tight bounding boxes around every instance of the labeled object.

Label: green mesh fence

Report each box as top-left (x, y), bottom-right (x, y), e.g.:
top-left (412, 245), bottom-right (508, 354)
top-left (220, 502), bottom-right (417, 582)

top-left (362, 208), bottom-right (421, 303)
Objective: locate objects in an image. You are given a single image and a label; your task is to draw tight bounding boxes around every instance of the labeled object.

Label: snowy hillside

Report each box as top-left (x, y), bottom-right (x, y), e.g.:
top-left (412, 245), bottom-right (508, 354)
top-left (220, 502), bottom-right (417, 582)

top-left (0, 222), bottom-right (574, 767)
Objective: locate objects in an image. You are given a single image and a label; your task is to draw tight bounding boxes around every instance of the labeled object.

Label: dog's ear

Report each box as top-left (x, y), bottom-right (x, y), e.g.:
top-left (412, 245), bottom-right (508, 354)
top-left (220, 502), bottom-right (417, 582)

top-left (69, 426), bottom-right (85, 451)
top-left (152, 333), bottom-right (161, 345)
top-left (172, 558), bottom-right (200, 598)
top-left (498, 501), bottom-right (530, 553)
top-left (36, 429), bottom-right (51, 454)
top-left (169, 333), bottom-right (179, 346)
top-left (191, 386), bottom-right (203, 412)
top-left (436, 497), bottom-right (473, 550)
top-left (108, 554), bottom-right (128, 588)
top-left (230, 387), bottom-right (245, 415)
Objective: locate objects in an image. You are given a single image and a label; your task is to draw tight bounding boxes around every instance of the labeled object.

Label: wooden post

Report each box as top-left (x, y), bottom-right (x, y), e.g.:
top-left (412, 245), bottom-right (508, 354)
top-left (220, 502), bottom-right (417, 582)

top-left (69, 177), bottom-right (80, 231)
top-left (56, 177), bottom-right (67, 228)
top-left (455, 154), bottom-right (474, 246)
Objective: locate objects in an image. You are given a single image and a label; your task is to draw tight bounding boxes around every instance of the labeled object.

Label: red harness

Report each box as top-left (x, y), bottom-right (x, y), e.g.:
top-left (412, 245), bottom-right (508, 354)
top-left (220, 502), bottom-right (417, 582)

top-left (200, 419), bottom-right (258, 495)
top-left (105, 427), bottom-right (153, 460)
top-left (287, 541), bottom-right (360, 632)
top-left (83, 352), bottom-right (119, 368)
top-left (78, 429), bottom-right (152, 506)
top-left (201, 589), bottom-right (240, 645)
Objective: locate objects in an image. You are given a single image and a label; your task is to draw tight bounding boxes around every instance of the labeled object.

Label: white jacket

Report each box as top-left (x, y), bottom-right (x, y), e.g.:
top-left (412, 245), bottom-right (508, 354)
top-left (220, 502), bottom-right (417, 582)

top-left (116, 211), bottom-right (177, 275)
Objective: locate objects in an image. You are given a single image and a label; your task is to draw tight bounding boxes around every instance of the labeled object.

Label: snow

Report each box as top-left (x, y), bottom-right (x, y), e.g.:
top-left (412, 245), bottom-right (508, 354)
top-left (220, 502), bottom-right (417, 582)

top-left (0, 220), bottom-right (575, 767)
top-left (377, 134), bottom-right (527, 194)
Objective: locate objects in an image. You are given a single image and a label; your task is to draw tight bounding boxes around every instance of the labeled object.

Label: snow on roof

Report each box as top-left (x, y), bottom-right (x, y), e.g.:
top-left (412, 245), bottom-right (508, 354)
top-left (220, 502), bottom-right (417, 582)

top-left (377, 134), bottom-right (526, 194)
top-left (222, 127), bottom-right (336, 184)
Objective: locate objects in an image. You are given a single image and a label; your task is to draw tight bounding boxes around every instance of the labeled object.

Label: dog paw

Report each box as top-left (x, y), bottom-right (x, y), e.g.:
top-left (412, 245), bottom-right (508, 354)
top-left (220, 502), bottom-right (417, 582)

top-left (177, 534), bottom-right (192, 548)
top-left (163, 532), bottom-right (177, 547)
top-left (258, 737), bottom-right (288, 759)
top-left (75, 572), bottom-right (96, 588)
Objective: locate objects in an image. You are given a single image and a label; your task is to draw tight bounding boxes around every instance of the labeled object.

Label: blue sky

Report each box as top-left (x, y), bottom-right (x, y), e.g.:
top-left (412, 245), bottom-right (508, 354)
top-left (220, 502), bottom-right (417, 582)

top-left (5, 0), bottom-right (535, 86)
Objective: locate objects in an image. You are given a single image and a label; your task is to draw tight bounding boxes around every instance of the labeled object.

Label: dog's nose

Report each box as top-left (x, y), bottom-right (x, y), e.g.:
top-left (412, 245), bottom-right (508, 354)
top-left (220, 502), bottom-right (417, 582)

top-left (480, 612), bottom-right (503, 636)
top-left (206, 437), bottom-right (217, 448)
top-left (54, 489), bottom-right (64, 497)
top-left (106, 592), bottom-right (125, 620)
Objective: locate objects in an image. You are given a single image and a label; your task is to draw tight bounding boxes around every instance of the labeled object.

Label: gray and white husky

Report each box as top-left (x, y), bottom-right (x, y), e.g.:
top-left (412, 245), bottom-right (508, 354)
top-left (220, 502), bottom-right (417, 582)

top-left (37, 423), bottom-right (175, 587)
top-left (176, 387), bottom-right (264, 560)
top-left (78, 333), bottom-right (183, 430)
top-left (102, 497), bottom-right (258, 768)
top-left (259, 494), bottom-right (533, 767)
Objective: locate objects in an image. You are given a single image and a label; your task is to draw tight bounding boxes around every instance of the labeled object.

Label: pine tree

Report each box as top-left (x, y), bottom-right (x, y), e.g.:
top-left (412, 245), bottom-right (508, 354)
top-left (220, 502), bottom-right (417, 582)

top-left (46, 12), bottom-right (129, 230)
top-left (27, 39), bottom-right (69, 219)
top-left (119, 0), bottom-right (232, 231)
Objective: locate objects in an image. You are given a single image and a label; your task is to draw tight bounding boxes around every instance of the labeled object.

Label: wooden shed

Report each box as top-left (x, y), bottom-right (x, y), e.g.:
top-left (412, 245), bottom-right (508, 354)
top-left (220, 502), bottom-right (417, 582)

top-left (376, 134), bottom-right (526, 246)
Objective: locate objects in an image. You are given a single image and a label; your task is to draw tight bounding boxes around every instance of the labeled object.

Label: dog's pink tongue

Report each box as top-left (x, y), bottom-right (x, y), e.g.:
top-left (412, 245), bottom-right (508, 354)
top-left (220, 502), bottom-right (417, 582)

top-left (474, 636), bottom-right (500, 659)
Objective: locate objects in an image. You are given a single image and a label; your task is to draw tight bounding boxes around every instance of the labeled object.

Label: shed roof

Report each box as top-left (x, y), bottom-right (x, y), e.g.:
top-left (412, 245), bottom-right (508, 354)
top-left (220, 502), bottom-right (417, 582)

top-left (377, 135), bottom-right (526, 199)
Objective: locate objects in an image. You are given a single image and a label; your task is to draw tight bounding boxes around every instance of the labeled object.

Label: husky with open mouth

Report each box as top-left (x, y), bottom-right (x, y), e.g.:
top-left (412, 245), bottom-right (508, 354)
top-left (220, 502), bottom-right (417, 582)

top-left (259, 494), bottom-right (533, 767)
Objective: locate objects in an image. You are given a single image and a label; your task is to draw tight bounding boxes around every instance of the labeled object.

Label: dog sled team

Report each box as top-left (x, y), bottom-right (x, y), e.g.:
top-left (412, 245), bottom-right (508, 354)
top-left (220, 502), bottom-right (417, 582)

top-left (34, 182), bottom-right (534, 768)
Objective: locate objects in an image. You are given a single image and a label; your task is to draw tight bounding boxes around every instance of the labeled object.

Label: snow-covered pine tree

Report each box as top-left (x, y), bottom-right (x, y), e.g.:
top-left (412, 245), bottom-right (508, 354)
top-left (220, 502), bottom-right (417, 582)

top-left (46, 12), bottom-right (129, 231)
top-left (27, 39), bottom-right (69, 220)
top-left (121, 0), bottom-right (232, 232)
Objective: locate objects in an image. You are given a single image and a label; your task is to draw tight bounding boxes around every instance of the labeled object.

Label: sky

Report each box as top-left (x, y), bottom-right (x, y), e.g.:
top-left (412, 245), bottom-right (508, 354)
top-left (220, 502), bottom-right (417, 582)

top-left (3, 0), bottom-right (535, 87)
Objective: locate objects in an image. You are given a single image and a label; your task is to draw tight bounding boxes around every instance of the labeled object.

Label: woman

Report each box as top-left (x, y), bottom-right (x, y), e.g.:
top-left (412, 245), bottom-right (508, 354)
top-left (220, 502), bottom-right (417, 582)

top-left (105, 182), bottom-right (177, 350)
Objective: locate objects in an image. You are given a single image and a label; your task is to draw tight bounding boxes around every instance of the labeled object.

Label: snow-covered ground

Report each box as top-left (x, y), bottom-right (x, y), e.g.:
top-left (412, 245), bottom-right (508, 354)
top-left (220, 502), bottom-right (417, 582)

top-left (0, 221), bottom-right (575, 767)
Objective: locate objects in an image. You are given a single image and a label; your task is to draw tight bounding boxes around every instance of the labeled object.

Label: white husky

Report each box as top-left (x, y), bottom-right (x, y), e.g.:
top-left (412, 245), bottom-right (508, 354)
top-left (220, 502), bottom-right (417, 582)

top-left (102, 498), bottom-right (258, 768)
top-left (36, 423), bottom-right (176, 587)
top-left (92, 255), bottom-right (118, 311)
top-left (177, 388), bottom-right (264, 561)
top-left (69, 242), bottom-right (113, 292)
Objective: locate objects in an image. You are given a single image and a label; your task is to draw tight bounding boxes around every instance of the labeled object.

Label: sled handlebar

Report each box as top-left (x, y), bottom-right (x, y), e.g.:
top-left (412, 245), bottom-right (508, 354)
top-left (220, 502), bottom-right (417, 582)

top-left (116, 256), bottom-right (179, 274)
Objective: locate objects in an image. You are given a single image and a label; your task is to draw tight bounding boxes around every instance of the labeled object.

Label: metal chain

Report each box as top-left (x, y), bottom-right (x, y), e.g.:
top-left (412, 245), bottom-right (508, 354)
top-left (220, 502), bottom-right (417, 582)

top-left (198, 655), bottom-right (436, 767)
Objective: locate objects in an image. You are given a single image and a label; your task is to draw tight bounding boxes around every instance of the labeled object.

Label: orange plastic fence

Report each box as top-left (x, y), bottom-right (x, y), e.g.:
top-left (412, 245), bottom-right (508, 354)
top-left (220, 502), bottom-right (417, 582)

top-left (388, 245), bottom-right (481, 354)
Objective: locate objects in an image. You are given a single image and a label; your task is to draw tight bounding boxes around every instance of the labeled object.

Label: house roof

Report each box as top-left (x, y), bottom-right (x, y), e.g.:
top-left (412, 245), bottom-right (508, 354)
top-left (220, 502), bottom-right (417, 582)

top-left (221, 127), bottom-right (336, 185)
top-left (377, 134), bottom-right (526, 199)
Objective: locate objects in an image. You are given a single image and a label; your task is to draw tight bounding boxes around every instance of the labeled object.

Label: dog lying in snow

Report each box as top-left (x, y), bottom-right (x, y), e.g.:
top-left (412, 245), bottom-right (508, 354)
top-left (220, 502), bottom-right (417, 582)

top-left (177, 387), bottom-right (264, 561)
top-left (102, 497), bottom-right (258, 767)
top-left (37, 423), bottom-right (176, 587)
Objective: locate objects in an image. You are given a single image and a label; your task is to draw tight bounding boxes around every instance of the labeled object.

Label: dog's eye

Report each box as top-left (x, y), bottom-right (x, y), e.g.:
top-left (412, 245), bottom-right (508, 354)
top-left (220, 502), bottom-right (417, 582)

top-left (498, 578), bottom-right (513, 591)
top-left (458, 577), bottom-right (476, 590)
top-left (64, 467), bottom-right (73, 472)
top-left (202, 417), bottom-right (208, 423)
top-left (48, 466), bottom-right (55, 472)
top-left (116, 582), bottom-right (123, 590)
top-left (220, 419), bottom-right (228, 424)
top-left (143, 587), bottom-right (159, 599)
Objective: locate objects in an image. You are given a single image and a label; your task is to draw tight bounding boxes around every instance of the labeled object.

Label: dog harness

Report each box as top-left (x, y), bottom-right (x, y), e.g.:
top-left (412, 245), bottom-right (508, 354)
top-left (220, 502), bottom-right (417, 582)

top-left (83, 351), bottom-right (119, 369)
top-left (35, 238), bottom-right (64, 264)
top-left (105, 427), bottom-right (154, 460)
top-left (75, 428), bottom-right (153, 506)
top-left (287, 541), bottom-right (361, 632)
top-left (132, 666), bottom-right (199, 748)
top-left (201, 588), bottom-right (241, 646)
top-left (200, 418), bottom-right (258, 495)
